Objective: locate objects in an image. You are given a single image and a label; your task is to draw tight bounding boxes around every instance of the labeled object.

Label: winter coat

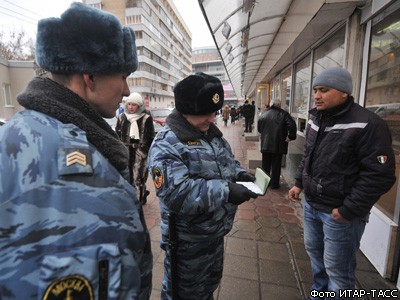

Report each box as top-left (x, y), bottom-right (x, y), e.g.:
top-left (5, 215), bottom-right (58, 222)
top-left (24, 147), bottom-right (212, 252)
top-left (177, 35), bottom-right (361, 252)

top-left (258, 106), bottom-right (297, 154)
top-left (0, 77), bottom-right (152, 300)
top-left (148, 109), bottom-right (246, 246)
top-left (116, 113), bottom-right (155, 190)
top-left (222, 105), bottom-right (230, 121)
top-left (294, 97), bottom-right (396, 221)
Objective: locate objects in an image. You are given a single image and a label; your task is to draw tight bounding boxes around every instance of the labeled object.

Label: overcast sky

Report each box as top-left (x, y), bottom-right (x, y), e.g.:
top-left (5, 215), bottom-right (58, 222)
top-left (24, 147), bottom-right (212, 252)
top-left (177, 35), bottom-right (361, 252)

top-left (0, 0), bottom-right (214, 48)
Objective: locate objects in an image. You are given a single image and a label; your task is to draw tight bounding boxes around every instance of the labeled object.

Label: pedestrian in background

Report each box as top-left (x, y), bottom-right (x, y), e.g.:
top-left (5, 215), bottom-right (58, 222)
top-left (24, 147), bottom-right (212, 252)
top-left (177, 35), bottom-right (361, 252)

top-left (288, 67), bottom-right (395, 299)
top-left (230, 105), bottom-right (237, 124)
top-left (0, 3), bottom-right (152, 299)
top-left (222, 104), bottom-right (230, 126)
top-left (116, 92), bottom-right (155, 205)
top-left (241, 100), bottom-right (255, 133)
top-left (258, 99), bottom-right (297, 189)
top-left (148, 72), bottom-right (258, 300)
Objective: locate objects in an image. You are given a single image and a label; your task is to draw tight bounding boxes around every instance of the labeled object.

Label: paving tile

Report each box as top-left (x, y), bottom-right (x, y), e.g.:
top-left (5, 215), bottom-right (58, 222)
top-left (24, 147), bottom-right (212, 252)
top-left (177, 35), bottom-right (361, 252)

top-left (294, 259), bottom-right (313, 285)
top-left (259, 259), bottom-right (298, 287)
top-left (258, 241), bottom-right (290, 262)
top-left (257, 226), bottom-right (287, 243)
top-left (256, 206), bottom-right (278, 217)
top-left (256, 216), bottom-right (281, 228)
top-left (223, 254), bottom-right (259, 280)
top-left (218, 276), bottom-right (259, 300)
top-left (261, 282), bottom-right (303, 299)
top-left (233, 219), bottom-right (261, 232)
top-left (235, 209), bottom-right (258, 220)
top-left (225, 236), bottom-right (257, 258)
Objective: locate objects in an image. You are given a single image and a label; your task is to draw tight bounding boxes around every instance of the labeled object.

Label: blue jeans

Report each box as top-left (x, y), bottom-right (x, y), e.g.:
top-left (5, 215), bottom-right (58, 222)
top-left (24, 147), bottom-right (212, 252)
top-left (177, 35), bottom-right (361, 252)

top-left (303, 201), bottom-right (366, 300)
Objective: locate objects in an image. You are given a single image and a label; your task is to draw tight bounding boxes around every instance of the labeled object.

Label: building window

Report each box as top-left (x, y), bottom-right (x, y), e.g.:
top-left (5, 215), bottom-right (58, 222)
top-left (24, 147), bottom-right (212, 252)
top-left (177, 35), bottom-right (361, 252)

top-left (280, 67), bottom-right (292, 111)
top-left (293, 55), bottom-right (311, 132)
top-left (2, 83), bottom-right (12, 106)
top-left (313, 27), bottom-right (345, 75)
top-left (365, 5), bottom-right (400, 220)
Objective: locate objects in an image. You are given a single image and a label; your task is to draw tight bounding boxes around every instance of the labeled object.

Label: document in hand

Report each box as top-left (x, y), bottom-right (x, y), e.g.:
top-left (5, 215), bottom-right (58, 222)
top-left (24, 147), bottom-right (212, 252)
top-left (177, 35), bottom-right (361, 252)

top-left (236, 168), bottom-right (271, 195)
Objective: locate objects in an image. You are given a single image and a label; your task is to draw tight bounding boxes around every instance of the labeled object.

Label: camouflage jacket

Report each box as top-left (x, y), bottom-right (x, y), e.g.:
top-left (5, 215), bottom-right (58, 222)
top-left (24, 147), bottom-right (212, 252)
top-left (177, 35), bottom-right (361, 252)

top-left (0, 110), bottom-right (152, 300)
top-left (148, 110), bottom-right (246, 245)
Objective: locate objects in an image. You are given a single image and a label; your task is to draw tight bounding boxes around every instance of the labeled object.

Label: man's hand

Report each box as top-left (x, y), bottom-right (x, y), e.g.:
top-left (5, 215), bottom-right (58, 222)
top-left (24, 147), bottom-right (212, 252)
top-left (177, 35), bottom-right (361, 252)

top-left (331, 208), bottom-right (350, 224)
top-left (288, 186), bottom-right (302, 202)
top-left (228, 182), bottom-right (258, 205)
top-left (237, 172), bottom-right (256, 182)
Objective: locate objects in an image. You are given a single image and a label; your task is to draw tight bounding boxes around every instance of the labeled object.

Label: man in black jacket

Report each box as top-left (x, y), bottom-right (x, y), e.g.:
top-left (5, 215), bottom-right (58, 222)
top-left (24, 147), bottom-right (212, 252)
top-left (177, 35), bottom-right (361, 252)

top-left (258, 99), bottom-right (297, 188)
top-left (288, 67), bottom-right (396, 299)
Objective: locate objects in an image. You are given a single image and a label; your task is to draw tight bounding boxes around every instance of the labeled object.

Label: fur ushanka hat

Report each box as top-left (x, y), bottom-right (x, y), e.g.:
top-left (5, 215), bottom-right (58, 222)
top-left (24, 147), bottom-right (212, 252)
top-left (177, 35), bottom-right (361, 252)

top-left (174, 72), bottom-right (224, 115)
top-left (36, 2), bottom-right (138, 75)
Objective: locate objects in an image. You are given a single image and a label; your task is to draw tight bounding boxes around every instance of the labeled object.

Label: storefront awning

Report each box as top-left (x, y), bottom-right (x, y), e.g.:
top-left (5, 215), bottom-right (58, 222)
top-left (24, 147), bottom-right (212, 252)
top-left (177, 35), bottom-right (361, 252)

top-left (198, 0), bottom-right (366, 99)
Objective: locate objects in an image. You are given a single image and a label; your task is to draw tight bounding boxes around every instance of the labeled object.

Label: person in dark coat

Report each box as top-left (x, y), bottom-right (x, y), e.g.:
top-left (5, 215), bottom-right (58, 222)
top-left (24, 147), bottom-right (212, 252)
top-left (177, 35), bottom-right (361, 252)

top-left (257, 99), bottom-right (297, 188)
top-left (241, 100), bottom-right (255, 133)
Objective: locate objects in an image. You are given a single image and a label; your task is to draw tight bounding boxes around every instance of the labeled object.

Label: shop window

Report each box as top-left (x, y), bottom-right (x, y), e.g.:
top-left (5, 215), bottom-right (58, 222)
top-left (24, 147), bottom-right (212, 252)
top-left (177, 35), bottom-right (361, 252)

top-left (365, 5), bottom-right (400, 221)
top-left (293, 55), bottom-right (311, 121)
top-left (280, 67), bottom-right (292, 111)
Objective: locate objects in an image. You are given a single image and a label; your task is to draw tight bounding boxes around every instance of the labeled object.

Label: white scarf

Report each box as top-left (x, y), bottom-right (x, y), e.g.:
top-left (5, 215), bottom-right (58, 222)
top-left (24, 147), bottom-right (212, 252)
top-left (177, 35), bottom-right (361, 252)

top-left (124, 112), bottom-right (145, 139)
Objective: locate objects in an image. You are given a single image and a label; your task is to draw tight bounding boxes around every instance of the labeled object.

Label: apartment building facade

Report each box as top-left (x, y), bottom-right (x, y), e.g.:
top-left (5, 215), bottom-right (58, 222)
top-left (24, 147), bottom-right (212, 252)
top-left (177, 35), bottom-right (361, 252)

top-left (84, 0), bottom-right (192, 109)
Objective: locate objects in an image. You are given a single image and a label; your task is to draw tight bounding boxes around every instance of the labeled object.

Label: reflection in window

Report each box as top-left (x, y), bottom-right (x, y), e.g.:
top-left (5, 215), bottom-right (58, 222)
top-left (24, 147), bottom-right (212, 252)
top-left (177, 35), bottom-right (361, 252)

top-left (293, 55), bottom-right (311, 117)
top-left (280, 67), bottom-right (292, 111)
top-left (313, 27), bottom-right (345, 76)
top-left (366, 6), bottom-right (400, 220)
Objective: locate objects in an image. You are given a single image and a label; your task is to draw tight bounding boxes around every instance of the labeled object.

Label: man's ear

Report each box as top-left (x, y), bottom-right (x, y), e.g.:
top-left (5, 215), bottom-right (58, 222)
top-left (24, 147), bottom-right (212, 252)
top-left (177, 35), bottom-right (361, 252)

top-left (83, 73), bottom-right (95, 90)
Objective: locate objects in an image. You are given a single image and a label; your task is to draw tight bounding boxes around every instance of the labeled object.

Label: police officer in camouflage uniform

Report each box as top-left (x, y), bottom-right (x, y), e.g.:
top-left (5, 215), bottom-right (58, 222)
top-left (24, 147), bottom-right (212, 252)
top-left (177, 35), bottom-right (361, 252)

top-left (148, 73), bottom-right (258, 300)
top-left (0, 3), bottom-right (152, 299)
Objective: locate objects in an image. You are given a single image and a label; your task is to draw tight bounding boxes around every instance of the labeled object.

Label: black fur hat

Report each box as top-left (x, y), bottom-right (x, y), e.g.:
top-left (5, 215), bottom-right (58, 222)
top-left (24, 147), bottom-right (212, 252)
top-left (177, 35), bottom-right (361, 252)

top-left (174, 72), bottom-right (224, 115)
top-left (36, 2), bottom-right (138, 75)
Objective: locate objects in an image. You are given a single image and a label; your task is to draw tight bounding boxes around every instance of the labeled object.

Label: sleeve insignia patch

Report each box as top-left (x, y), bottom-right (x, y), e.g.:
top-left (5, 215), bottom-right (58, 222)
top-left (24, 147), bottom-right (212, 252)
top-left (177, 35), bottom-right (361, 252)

top-left (377, 155), bottom-right (388, 164)
top-left (42, 274), bottom-right (94, 300)
top-left (187, 140), bottom-right (202, 146)
top-left (152, 167), bottom-right (163, 189)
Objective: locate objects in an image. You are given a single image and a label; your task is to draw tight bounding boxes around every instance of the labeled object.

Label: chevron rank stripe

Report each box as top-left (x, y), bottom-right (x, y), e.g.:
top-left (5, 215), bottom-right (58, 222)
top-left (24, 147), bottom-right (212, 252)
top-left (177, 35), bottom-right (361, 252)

top-left (66, 151), bottom-right (87, 167)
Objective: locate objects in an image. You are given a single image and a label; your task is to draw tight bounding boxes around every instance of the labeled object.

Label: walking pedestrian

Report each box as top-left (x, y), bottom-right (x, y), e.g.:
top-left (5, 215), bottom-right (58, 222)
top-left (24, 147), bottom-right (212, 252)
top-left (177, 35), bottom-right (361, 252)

top-left (116, 92), bottom-right (155, 204)
top-left (230, 106), bottom-right (237, 124)
top-left (148, 72), bottom-right (258, 300)
top-left (258, 99), bottom-right (297, 189)
top-left (0, 3), bottom-right (152, 299)
top-left (288, 67), bottom-right (396, 299)
top-left (222, 104), bottom-right (230, 126)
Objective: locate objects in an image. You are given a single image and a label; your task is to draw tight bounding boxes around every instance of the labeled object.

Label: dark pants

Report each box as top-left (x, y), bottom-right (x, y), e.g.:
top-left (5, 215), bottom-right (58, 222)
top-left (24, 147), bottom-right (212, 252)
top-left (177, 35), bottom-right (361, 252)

top-left (262, 152), bottom-right (283, 188)
top-left (244, 117), bottom-right (252, 132)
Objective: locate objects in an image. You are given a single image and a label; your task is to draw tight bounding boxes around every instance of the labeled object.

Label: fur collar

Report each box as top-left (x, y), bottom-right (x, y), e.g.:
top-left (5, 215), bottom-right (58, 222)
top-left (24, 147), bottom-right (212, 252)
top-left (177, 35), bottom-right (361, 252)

top-left (18, 77), bottom-right (129, 177)
top-left (166, 109), bottom-right (222, 142)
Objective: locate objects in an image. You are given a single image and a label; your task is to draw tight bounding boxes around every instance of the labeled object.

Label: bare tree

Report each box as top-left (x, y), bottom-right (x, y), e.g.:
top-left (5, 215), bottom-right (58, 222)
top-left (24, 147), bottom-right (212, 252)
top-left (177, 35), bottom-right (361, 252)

top-left (0, 29), bottom-right (35, 61)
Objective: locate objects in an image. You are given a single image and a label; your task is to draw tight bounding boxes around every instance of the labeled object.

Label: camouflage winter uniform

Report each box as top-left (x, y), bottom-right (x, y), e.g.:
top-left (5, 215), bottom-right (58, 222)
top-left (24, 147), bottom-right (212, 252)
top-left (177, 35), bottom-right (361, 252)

top-left (148, 110), bottom-right (246, 299)
top-left (0, 104), bottom-right (152, 298)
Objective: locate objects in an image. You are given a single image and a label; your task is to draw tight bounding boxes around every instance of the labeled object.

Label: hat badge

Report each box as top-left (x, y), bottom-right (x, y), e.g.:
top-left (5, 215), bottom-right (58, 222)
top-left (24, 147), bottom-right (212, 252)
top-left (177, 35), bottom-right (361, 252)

top-left (212, 93), bottom-right (220, 104)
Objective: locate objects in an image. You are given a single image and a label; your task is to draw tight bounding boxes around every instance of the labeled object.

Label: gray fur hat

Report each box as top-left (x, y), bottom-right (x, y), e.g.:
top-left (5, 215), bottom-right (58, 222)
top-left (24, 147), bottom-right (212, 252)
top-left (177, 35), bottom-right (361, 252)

top-left (36, 2), bottom-right (138, 75)
top-left (174, 72), bottom-right (224, 115)
top-left (312, 67), bottom-right (353, 95)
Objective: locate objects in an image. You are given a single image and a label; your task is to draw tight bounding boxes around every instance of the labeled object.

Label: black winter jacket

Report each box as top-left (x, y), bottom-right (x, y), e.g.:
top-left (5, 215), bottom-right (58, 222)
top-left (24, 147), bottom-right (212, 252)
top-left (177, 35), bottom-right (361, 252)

top-left (258, 106), bottom-right (297, 154)
top-left (294, 97), bottom-right (396, 220)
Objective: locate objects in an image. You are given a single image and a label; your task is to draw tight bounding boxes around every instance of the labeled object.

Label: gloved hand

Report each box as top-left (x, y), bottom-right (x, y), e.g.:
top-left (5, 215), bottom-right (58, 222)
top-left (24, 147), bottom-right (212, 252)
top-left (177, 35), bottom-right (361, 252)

top-left (228, 182), bottom-right (258, 205)
top-left (237, 172), bottom-right (256, 182)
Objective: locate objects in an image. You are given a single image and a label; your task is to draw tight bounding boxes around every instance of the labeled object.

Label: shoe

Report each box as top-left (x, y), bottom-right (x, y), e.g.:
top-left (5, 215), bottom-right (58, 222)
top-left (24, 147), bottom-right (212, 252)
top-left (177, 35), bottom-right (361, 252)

top-left (269, 185), bottom-right (280, 189)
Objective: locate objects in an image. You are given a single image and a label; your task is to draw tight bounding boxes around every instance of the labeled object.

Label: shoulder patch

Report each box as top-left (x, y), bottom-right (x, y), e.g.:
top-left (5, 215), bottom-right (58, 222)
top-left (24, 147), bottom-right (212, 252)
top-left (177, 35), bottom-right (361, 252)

top-left (42, 274), bottom-right (94, 300)
top-left (152, 167), bottom-right (163, 189)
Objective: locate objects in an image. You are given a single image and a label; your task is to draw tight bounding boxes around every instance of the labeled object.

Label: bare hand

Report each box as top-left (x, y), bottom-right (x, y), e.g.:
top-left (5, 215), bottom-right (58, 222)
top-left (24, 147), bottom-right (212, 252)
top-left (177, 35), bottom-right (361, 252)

top-left (288, 186), bottom-right (302, 202)
top-left (331, 208), bottom-right (350, 224)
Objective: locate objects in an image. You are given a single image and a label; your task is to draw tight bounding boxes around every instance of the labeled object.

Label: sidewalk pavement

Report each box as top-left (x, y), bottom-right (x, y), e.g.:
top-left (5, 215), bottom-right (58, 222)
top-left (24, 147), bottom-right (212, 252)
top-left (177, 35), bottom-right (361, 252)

top-left (143, 116), bottom-right (398, 300)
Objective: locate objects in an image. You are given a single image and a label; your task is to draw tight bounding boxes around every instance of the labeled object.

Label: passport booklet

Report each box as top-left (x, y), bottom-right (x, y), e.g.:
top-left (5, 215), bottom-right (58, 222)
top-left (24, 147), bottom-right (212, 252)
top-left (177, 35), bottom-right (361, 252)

top-left (236, 167), bottom-right (270, 195)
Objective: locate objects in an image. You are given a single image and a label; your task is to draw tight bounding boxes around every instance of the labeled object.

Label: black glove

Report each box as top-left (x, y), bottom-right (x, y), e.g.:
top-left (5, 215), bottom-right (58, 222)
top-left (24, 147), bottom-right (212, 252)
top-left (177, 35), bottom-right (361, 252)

top-left (237, 172), bottom-right (256, 182)
top-left (228, 182), bottom-right (258, 205)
